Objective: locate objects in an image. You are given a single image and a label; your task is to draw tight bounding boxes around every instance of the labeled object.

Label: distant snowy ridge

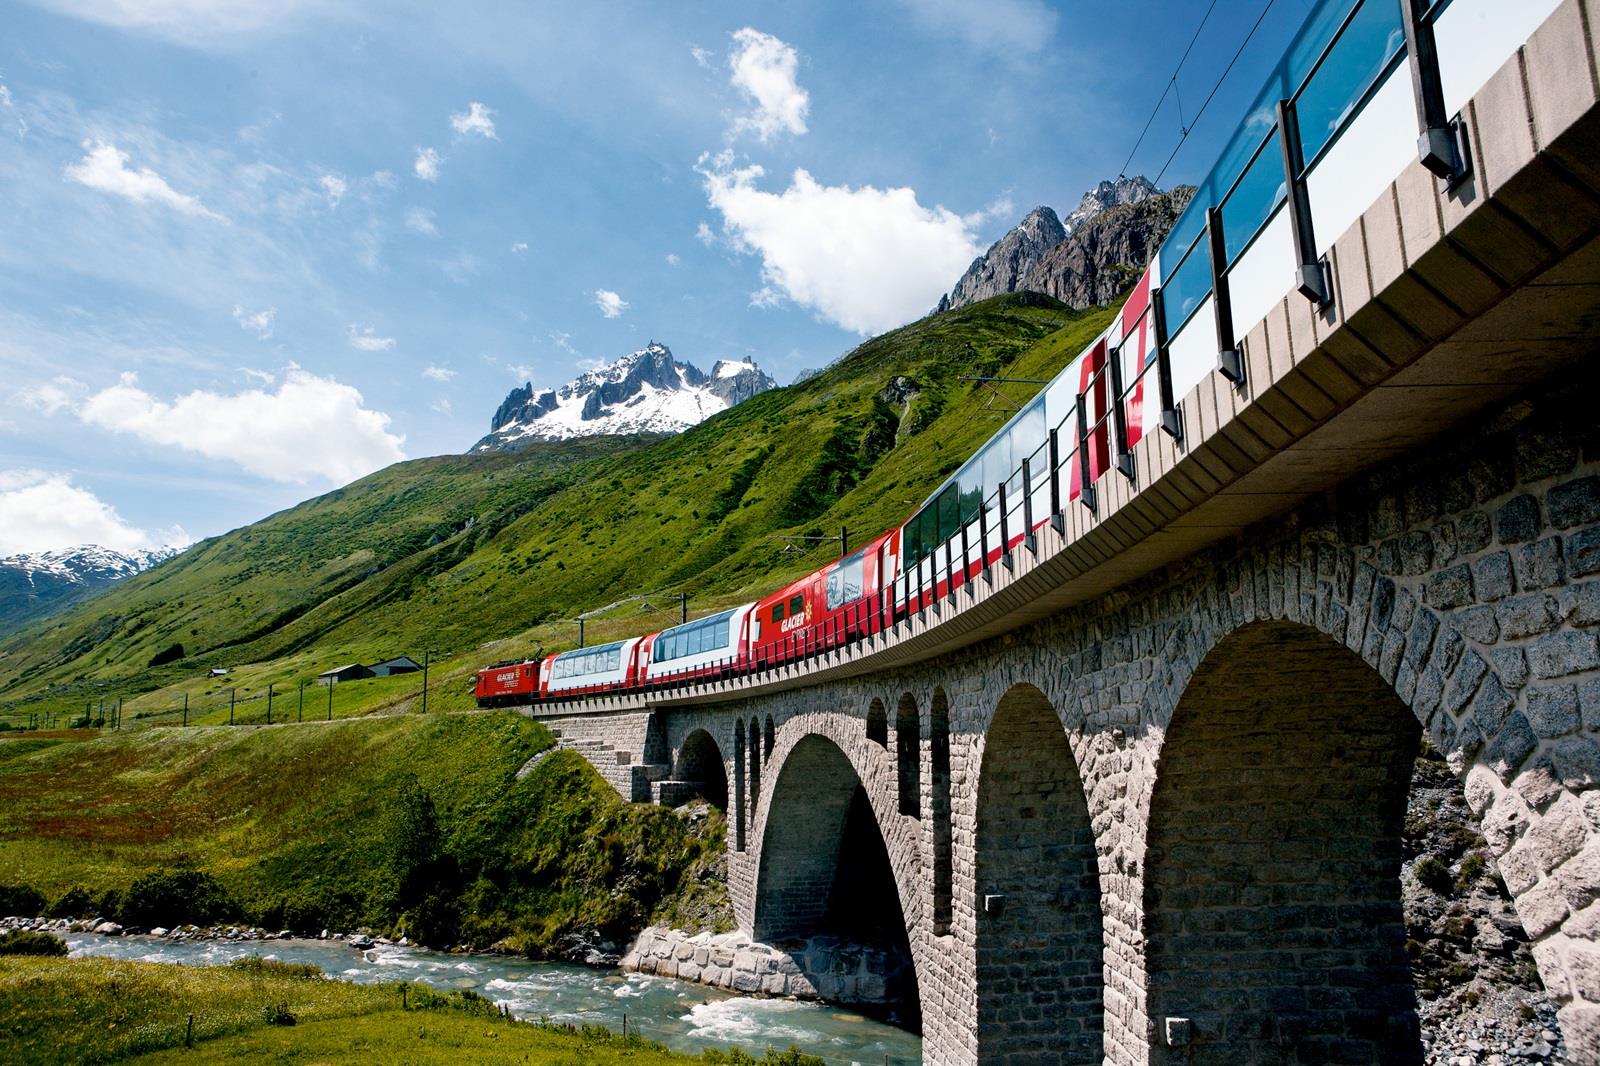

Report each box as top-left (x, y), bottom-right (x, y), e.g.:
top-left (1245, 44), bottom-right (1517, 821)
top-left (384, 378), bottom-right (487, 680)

top-left (1, 544), bottom-right (178, 585)
top-left (473, 342), bottom-right (775, 452)
top-left (0, 544), bottom-right (181, 633)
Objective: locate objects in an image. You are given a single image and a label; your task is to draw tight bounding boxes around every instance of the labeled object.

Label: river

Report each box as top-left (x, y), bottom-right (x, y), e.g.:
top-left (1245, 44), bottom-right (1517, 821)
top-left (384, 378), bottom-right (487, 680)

top-left (65, 932), bottom-right (924, 1065)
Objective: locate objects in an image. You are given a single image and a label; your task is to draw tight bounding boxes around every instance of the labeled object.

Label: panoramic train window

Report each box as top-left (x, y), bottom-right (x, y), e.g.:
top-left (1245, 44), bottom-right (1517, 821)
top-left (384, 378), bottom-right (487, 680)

top-left (553, 642), bottom-right (624, 680)
top-left (826, 550), bottom-right (866, 610)
top-left (653, 609), bottom-right (736, 662)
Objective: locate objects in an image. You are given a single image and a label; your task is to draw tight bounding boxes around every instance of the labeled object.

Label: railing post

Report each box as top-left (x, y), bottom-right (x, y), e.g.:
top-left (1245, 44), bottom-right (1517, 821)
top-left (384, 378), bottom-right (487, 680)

top-left (1401, 0), bottom-right (1470, 186)
top-left (1151, 287), bottom-right (1183, 440)
top-left (997, 480), bottom-right (1013, 571)
top-left (1275, 99), bottom-right (1331, 306)
top-left (1106, 344), bottom-right (1135, 481)
top-left (1206, 206), bottom-right (1245, 385)
top-left (960, 504), bottom-right (973, 589)
top-left (980, 495), bottom-right (993, 583)
top-left (1076, 390), bottom-right (1098, 514)
top-left (1047, 427), bottom-right (1065, 532)
top-left (1021, 458), bottom-right (1037, 553)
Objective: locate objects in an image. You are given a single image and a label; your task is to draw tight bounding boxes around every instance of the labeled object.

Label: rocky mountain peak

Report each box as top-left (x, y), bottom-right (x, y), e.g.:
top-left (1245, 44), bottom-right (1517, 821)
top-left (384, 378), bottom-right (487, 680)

top-left (474, 342), bottom-right (775, 453)
top-left (937, 205), bottom-right (1067, 313)
top-left (1065, 175), bottom-right (1157, 231)
top-left (0, 544), bottom-right (181, 632)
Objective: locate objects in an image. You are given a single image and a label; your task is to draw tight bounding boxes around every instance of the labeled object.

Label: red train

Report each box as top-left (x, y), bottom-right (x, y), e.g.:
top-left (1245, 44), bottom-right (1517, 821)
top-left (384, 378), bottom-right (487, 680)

top-left (475, 262), bottom-right (1158, 708)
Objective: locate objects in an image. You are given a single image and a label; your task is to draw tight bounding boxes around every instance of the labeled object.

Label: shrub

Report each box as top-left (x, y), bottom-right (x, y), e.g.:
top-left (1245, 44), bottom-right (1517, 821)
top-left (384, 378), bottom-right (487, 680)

top-left (229, 956), bottom-right (322, 980)
top-left (119, 869), bottom-right (236, 928)
top-left (46, 887), bottom-right (95, 919)
top-left (0, 885), bottom-right (45, 917)
top-left (260, 1002), bottom-right (296, 1026)
top-left (147, 643), bottom-right (186, 667)
top-left (0, 929), bottom-right (67, 956)
top-left (1455, 851), bottom-right (1487, 893)
top-left (1414, 856), bottom-right (1453, 895)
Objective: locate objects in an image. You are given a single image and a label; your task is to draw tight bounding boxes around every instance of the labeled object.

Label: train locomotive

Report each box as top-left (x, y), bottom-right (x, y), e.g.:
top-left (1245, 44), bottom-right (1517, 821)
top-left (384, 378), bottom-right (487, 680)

top-left (476, 261), bottom-right (1159, 708)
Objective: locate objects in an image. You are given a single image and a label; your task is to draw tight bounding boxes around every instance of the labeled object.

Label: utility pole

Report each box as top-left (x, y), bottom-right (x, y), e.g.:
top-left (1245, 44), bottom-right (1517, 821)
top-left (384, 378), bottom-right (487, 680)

top-left (420, 651), bottom-right (429, 715)
top-left (841, 526), bottom-right (848, 557)
top-left (680, 592), bottom-right (688, 624)
top-left (298, 681), bottom-right (305, 723)
top-left (327, 680), bottom-right (333, 721)
top-left (578, 618), bottom-right (585, 648)
top-left (182, 693), bottom-right (188, 727)
top-left (266, 683), bottom-right (274, 725)
top-left (229, 687), bottom-right (235, 725)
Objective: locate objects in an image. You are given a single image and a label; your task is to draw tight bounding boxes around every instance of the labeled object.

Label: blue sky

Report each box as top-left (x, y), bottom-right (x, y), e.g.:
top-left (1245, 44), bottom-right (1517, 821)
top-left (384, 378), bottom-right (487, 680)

top-left (0, 0), bottom-right (1317, 554)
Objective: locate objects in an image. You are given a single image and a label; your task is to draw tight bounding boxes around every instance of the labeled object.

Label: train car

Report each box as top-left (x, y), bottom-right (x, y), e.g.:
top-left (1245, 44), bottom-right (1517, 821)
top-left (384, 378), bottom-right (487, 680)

top-left (749, 530), bottom-right (895, 666)
top-left (892, 260), bottom-right (1160, 612)
top-left (544, 637), bottom-right (646, 698)
top-left (474, 659), bottom-right (543, 708)
top-left (642, 604), bottom-right (757, 683)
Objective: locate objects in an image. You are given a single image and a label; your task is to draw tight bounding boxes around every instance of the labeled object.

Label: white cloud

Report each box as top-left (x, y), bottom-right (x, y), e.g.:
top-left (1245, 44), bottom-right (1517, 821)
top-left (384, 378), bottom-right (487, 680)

top-left (894, 0), bottom-right (1059, 54)
top-left (371, 169), bottom-right (397, 189)
top-left (593, 289), bottom-right (628, 318)
top-left (430, 398), bottom-right (452, 414)
top-left (15, 377), bottom-right (86, 415)
top-left (347, 325), bottom-right (395, 351)
top-left (749, 285), bottom-right (784, 309)
top-left (79, 369), bottom-right (404, 485)
top-left (690, 45), bottom-right (714, 70)
top-left (665, 252), bottom-right (681, 267)
top-left (23, 0), bottom-right (326, 40)
top-left (0, 85), bottom-right (11, 108)
top-left (695, 221), bottom-right (717, 247)
top-left (414, 146), bottom-right (441, 181)
top-left (64, 140), bottom-right (224, 221)
top-left (700, 157), bottom-right (981, 335)
top-left (439, 251), bottom-right (479, 285)
top-left (510, 241), bottom-right (528, 255)
top-left (0, 469), bottom-right (189, 555)
top-left (963, 196), bottom-right (1016, 228)
top-left (404, 205), bottom-right (438, 235)
top-left (421, 365), bottom-right (456, 382)
top-left (231, 304), bottom-right (275, 338)
top-left (319, 173), bottom-right (347, 207)
top-left (449, 101), bottom-right (497, 139)
top-left (727, 28), bottom-right (809, 141)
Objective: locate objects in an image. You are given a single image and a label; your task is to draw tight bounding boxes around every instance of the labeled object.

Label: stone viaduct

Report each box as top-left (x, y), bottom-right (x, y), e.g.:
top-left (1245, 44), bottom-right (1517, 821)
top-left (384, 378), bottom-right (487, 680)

top-left (532, 5), bottom-right (1600, 1062)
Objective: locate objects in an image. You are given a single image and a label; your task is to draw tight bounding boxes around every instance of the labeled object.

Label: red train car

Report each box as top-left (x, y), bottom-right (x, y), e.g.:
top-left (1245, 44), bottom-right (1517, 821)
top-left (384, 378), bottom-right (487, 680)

top-left (750, 530), bottom-right (894, 667)
top-left (474, 659), bottom-right (543, 708)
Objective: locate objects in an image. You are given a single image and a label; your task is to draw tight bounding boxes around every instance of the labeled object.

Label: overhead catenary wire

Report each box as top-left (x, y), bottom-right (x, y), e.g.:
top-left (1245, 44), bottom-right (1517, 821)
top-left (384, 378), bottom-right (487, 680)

top-left (1151, 0), bottom-right (1279, 189)
top-left (1117, 0), bottom-right (1222, 180)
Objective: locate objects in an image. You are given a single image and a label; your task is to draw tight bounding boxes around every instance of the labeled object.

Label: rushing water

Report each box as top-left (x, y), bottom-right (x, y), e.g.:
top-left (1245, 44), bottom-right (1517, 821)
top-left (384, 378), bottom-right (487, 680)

top-left (66, 933), bottom-right (924, 1065)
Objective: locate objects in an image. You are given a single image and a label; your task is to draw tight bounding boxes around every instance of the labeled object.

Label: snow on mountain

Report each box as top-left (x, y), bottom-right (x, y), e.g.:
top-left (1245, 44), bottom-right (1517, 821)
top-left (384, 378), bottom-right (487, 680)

top-left (0, 544), bottom-right (181, 633)
top-left (473, 342), bottom-right (775, 453)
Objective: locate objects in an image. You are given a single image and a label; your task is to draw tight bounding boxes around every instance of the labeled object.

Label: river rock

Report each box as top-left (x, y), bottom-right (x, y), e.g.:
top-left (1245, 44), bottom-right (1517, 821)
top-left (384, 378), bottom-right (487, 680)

top-left (93, 921), bottom-right (123, 936)
top-left (349, 934), bottom-right (374, 949)
top-left (150, 927), bottom-right (169, 938)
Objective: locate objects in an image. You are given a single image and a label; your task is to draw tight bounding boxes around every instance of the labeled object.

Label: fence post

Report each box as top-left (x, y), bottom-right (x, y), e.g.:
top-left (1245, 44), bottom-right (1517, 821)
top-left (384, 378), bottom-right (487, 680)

top-left (182, 693), bottom-right (188, 727)
top-left (1048, 427), bottom-right (1065, 532)
top-left (420, 650), bottom-right (430, 715)
top-left (1021, 457), bottom-right (1037, 553)
top-left (1076, 390), bottom-right (1098, 514)
top-left (229, 688), bottom-right (235, 726)
top-left (267, 683), bottom-right (273, 725)
top-left (298, 681), bottom-right (304, 723)
top-left (327, 681), bottom-right (333, 721)
top-left (1151, 287), bottom-right (1183, 440)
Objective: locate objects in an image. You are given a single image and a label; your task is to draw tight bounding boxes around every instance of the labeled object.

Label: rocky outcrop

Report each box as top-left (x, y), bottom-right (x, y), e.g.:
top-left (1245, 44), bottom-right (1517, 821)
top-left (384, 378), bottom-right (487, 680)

top-left (940, 206), bottom-right (1067, 312)
top-left (1018, 185), bottom-right (1194, 310)
top-left (936, 176), bottom-right (1186, 315)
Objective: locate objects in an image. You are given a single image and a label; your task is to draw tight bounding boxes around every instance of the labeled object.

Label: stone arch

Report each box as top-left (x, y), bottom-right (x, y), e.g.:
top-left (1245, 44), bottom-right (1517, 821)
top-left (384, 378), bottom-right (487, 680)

top-left (896, 692), bottom-right (920, 817)
top-left (752, 728), bottom-right (921, 1018)
top-left (973, 682), bottom-right (1103, 1065)
top-left (1144, 620), bottom-right (1422, 1064)
top-left (733, 721), bottom-right (746, 852)
top-left (929, 686), bottom-right (953, 936)
top-left (673, 728), bottom-right (727, 813)
top-left (866, 697), bottom-right (888, 747)
top-left (747, 717), bottom-right (761, 811)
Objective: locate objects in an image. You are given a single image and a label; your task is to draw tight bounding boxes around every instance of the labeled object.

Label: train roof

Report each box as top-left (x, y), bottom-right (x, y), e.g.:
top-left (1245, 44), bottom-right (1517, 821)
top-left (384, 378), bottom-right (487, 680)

top-left (551, 637), bottom-right (632, 659)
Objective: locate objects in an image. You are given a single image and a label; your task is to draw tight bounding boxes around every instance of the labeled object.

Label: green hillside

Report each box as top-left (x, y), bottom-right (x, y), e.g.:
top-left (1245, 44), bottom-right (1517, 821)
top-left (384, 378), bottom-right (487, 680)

top-left (0, 294), bottom-right (1114, 721)
top-left (0, 714), bottom-right (726, 954)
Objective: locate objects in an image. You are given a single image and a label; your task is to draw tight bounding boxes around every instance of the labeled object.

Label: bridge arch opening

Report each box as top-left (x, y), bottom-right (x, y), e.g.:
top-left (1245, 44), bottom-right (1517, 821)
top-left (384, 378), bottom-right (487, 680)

top-left (929, 687), bottom-right (952, 936)
top-left (762, 715), bottom-right (774, 762)
top-left (974, 682), bottom-right (1103, 1065)
top-left (866, 698), bottom-right (888, 747)
top-left (747, 718), bottom-right (761, 811)
top-left (1145, 620), bottom-right (1422, 1065)
top-left (755, 733), bottom-right (919, 1026)
top-left (895, 693), bottom-right (920, 817)
top-left (733, 723), bottom-right (746, 851)
top-left (673, 728), bottom-right (728, 813)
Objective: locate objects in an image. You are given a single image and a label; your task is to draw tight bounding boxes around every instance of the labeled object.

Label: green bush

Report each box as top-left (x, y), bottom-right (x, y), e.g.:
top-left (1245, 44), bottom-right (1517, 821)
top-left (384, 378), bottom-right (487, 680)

top-left (46, 887), bottom-right (95, 919)
top-left (0, 884), bottom-right (45, 917)
top-left (229, 956), bottom-right (322, 980)
top-left (1414, 855), bottom-right (1453, 896)
top-left (0, 928), bottom-right (68, 956)
top-left (260, 1001), bottom-right (296, 1026)
top-left (119, 868), bottom-right (236, 928)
